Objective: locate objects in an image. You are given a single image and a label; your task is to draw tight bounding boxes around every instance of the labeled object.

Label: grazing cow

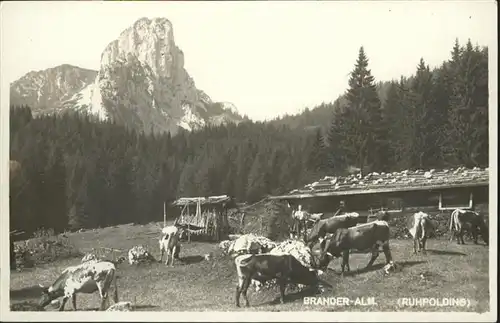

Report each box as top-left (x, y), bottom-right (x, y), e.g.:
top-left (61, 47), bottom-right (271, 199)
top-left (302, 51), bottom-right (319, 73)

top-left (449, 209), bottom-right (489, 245)
top-left (406, 211), bottom-right (434, 254)
top-left (316, 220), bottom-right (392, 274)
top-left (306, 212), bottom-right (364, 247)
top-left (234, 253), bottom-right (320, 307)
top-left (38, 261), bottom-right (118, 311)
top-left (159, 225), bottom-right (182, 266)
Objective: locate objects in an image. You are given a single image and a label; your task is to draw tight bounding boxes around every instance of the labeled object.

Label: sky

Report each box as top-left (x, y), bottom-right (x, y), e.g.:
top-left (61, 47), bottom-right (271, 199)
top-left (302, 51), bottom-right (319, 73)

top-left (0, 1), bottom-right (497, 121)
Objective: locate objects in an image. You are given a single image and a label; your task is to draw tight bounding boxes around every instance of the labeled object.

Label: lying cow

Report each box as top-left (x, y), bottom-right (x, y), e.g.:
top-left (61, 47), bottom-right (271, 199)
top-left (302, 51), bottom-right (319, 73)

top-left (406, 211), bottom-right (434, 254)
top-left (159, 225), bottom-right (182, 266)
top-left (449, 209), bottom-right (489, 245)
top-left (306, 212), bottom-right (364, 247)
top-left (39, 261), bottom-right (118, 311)
top-left (234, 253), bottom-right (321, 307)
top-left (316, 220), bottom-right (392, 275)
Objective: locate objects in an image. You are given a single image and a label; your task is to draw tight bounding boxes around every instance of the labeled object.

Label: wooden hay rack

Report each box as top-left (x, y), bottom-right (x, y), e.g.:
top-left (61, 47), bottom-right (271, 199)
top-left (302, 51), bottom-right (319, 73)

top-left (172, 195), bottom-right (234, 242)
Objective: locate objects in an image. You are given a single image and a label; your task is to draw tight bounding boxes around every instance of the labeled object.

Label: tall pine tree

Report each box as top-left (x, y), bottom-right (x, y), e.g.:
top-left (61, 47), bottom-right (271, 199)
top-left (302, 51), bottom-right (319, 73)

top-left (328, 47), bottom-right (387, 174)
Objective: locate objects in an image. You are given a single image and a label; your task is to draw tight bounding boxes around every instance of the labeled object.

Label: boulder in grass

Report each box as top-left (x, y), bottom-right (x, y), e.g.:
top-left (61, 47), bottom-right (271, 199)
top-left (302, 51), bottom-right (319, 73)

top-left (269, 239), bottom-right (314, 268)
top-left (106, 301), bottom-right (132, 311)
top-left (127, 245), bottom-right (156, 265)
top-left (230, 234), bottom-right (277, 257)
top-left (81, 252), bottom-right (100, 263)
top-left (383, 261), bottom-right (400, 275)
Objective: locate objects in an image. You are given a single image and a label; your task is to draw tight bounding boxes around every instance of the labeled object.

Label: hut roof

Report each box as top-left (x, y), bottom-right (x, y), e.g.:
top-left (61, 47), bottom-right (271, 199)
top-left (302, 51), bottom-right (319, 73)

top-left (270, 167), bottom-right (489, 200)
top-left (172, 195), bottom-right (235, 207)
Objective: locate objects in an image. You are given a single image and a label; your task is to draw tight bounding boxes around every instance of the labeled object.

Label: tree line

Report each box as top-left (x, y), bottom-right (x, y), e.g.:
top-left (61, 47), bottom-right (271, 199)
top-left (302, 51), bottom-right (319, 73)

top-left (9, 38), bottom-right (489, 236)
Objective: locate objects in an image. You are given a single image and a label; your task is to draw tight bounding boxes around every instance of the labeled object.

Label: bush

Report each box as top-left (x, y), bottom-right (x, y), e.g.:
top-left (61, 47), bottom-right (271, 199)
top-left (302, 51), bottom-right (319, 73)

top-left (14, 228), bottom-right (82, 268)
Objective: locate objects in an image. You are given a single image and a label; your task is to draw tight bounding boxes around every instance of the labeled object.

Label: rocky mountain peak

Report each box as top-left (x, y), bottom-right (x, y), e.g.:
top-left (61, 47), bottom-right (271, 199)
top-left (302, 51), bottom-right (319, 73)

top-left (10, 17), bottom-right (244, 135)
top-left (10, 65), bottom-right (97, 115)
top-left (101, 17), bottom-right (177, 79)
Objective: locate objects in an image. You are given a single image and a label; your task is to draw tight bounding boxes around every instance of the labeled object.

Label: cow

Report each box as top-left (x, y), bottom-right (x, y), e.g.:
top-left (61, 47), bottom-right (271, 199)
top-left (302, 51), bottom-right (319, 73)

top-left (234, 253), bottom-right (321, 307)
top-left (159, 224), bottom-right (182, 266)
top-left (316, 220), bottom-right (392, 275)
top-left (38, 261), bottom-right (118, 311)
top-left (306, 212), bottom-right (364, 247)
top-left (406, 211), bottom-right (434, 254)
top-left (449, 209), bottom-right (489, 245)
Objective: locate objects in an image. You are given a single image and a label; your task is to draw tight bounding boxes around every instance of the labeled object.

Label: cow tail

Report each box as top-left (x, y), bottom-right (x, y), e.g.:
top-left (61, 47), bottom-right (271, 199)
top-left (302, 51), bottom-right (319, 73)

top-left (420, 220), bottom-right (426, 241)
top-left (449, 210), bottom-right (455, 233)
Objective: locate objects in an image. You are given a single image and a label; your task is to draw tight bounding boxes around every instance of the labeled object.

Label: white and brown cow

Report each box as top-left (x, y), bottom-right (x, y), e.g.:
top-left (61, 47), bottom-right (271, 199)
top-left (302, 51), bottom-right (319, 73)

top-left (406, 211), bottom-right (435, 254)
top-left (38, 260), bottom-right (118, 311)
top-left (159, 224), bottom-right (182, 266)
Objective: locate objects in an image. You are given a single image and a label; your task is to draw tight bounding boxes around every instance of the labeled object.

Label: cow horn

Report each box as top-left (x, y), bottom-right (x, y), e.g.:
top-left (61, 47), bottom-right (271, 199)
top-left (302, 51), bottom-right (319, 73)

top-left (39, 284), bottom-right (45, 289)
top-left (326, 252), bottom-right (333, 257)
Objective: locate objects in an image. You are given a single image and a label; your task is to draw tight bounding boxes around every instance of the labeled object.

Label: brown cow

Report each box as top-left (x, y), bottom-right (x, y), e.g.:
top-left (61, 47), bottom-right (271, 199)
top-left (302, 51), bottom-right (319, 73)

top-left (306, 212), bottom-right (364, 247)
top-left (316, 220), bottom-right (393, 274)
top-left (234, 253), bottom-right (321, 307)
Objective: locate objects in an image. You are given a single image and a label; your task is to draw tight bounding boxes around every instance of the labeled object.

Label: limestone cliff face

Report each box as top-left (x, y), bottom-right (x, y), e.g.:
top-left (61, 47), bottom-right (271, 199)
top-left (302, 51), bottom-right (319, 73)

top-left (89, 17), bottom-right (243, 134)
top-left (11, 17), bottom-right (244, 134)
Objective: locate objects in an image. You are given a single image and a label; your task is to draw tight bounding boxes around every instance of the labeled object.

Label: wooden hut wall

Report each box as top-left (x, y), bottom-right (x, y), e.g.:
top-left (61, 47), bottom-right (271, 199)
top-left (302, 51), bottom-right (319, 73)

top-left (286, 185), bottom-right (489, 216)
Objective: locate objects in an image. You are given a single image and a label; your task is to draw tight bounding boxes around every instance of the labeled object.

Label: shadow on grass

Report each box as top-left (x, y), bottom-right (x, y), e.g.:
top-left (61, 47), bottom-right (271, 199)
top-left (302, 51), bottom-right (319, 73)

top-left (180, 255), bottom-right (205, 265)
top-left (398, 260), bottom-right (427, 267)
top-left (341, 263), bottom-right (386, 276)
top-left (328, 260), bottom-right (426, 277)
top-left (425, 249), bottom-right (467, 256)
top-left (83, 304), bottom-right (160, 311)
top-left (10, 285), bottom-right (43, 300)
top-left (258, 286), bottom-right (321, 307)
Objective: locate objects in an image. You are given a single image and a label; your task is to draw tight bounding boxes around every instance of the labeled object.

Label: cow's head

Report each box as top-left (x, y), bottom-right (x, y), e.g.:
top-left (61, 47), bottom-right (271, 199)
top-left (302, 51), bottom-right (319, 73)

top-left (306, 267), bottom-right (324, 285)
top-left (38, 284), bottom-right (60, 308)
top-left (170, 218), bottom-right (187, 239)
top-left (315, 235), bottom-right (341, 269)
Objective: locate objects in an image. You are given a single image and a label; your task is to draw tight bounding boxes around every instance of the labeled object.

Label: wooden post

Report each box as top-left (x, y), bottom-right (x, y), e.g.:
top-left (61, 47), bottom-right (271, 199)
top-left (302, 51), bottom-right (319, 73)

top-left (163, 202), bottom-right (167, 227)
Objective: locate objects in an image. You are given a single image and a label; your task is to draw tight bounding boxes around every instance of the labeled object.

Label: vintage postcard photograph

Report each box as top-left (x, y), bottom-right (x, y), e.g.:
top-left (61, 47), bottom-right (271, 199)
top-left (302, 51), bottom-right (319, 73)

top-left (0, 0), bottom-right (497, 322)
